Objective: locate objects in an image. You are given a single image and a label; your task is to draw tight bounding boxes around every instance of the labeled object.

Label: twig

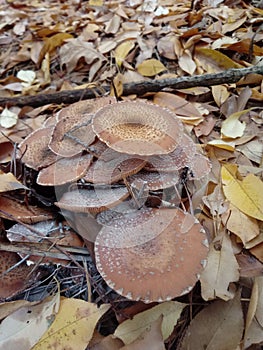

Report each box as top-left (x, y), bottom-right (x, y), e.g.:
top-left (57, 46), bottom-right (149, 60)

top-left (1, 66), bottom-right (262, 108)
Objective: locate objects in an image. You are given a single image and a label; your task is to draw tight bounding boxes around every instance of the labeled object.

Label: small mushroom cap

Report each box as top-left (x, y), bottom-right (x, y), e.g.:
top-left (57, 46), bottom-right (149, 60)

top-left (145, 134), bottom-right (196, 172)
top-left (55, 187), bottom-right (129, 213)
top-left (95, 207), bottom-right (208, 303)
top-left (83, 152), bottom-right (146, 184)
top-left (129, 169), bottom-right (180, 191)
top-left (92, 101), bottom-right (184, 156)
top-left (49, 97), bottom-right (116, 157)
top-left (18, 126), bottom-right (57, 170)
top-left (37, 154), bottom-right (92, 186)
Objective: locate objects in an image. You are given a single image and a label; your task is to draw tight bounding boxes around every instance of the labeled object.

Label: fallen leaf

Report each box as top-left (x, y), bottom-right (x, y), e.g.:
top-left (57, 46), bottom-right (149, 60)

top-left (227, 205), bottom-right (259, 245)
top-left (200, 232), bottom-right (240, 301)
top-left (0, 108), bottom-right (18, 129)
top-left (114, 301), bottom-right (186, 345)
top-left (221, 109), bottom-right (248, 139)
top-left (221, 164), bottom-right (263, 221)
top-left (207, 139), bottom-right (235, 151)
top-left (32, 299), bottom-right (110, 350)
top-left (180, 291), bottom-right (244, 350)
top-left (244, 276), bottom-right (263, 348)
top-left (0, 172), bottom-right (28, 192)
top-left (178, 50), bottom-right (196, 75)
top-left (121, 316), bottom-right (165, 350)
top-left (0, 300), bottom-right (39, 321)
top-left (0, 293), bottom-right (60, 350)
top-left (115, 41), bottom-right (135, 67)
top-left (137, 59), bottom-right (166, 77)
top-left (17, 70), bottom-right (36, 87)
top-left (211, 85), bottom-right (230, 107)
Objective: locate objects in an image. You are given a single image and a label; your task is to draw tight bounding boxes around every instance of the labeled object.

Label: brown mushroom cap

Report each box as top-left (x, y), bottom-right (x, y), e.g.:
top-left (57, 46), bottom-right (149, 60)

top-left (18, 126), bottom-right (57, 170)
top-left (37, 154), bottom-right (92, 186)
top-left (55, 187), bottom-right (129, 213)
top-left (95, 207), bottom-right (208, 303)
top-left (145, 134), bottom-right (196, 172)
top-left (49, 98), bottom-right (116, 158)
top-left (83, 152), bottom-right (146, 185)
top-left (129, 169), bottom-right (180, 191)
top-left (92, 101), bottom-right (184, 156)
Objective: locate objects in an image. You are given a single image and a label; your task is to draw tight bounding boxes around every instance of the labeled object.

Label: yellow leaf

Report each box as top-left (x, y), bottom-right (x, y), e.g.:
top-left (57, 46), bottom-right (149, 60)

top-left (0, 172), bottom-right (28, 192)
top-left (38, 33), bottom-right (73, 65)
top-left (110, 73), bottom-right (124, 97)
top-left (200, 232), bottom-right (240, 301)
top-left (114, 301), bottom-right (186, 345)
top-left (32, 299), bottom-right (110, 350)
top-left (115, 41), bottom-right (135, 67)
top-left (207, 139), bottom-right (235, 151)
top-left (0, 293), bottom-right (60, 350)
top-left (221, 109), bottom-right (251, 139)
top-left (222, 164), bottom-right (263, 220)
top-left (195, 47), bottom-right (243, 70)
top-left (137, 59), bottom-right (166, 77)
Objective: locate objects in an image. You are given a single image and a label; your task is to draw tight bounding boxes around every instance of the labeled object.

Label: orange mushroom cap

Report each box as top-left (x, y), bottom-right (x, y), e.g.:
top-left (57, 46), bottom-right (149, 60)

top-left (92, 101), bottom-right (184, 156)
top-left (95, 207), bottom-right (208, 303)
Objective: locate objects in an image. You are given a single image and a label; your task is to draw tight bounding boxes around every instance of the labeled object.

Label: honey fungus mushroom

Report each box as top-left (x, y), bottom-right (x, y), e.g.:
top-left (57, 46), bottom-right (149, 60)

top-left (95, 207), bottom-right (208, 303)
top-left (91, 101), bottom-right (184, 156)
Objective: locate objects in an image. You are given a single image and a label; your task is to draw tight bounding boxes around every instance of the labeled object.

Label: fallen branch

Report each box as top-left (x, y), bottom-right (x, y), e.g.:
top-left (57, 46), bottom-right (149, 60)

top-left (1, 65), bottom-right (262, 108)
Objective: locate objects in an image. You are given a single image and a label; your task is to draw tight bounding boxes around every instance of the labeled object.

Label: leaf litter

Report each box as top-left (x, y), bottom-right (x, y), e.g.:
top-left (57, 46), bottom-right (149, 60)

top-left (0, 0), bottom-right (263, 349)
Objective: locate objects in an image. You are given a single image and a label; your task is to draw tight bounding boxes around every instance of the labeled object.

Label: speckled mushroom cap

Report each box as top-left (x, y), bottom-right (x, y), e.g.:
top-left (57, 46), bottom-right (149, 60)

top-left (95, 207), bottom-right (208, 303)
top-left (55, 187), bottom-right (129, 214)
top-left (92, 101), bottom-right (184, 156)
top-left (129, 169), bottom-right (180, 191)
top-left (37, 154), bottom-right (92, 186)
top-left (49, 97), bottom-right (116, 158)
top-left (83, 153), bottom-right (146, 184)
top-left (145, 134), bottom-right (196, 172)
top-left (18, 126), bottom-right (58, 170)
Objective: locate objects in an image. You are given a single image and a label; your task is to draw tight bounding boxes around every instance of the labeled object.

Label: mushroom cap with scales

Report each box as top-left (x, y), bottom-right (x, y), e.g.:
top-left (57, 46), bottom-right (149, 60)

top-left (92, 101), bottom-right (184, 156)
top-left (95, 207), bottom-right (208, 303)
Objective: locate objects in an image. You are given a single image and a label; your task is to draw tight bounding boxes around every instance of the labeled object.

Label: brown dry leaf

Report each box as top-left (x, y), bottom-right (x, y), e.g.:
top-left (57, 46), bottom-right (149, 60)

top-left (59, 38), bottom-right (106, 79)
top-left (121, 316), bottom-right (165, 350)
top-left (89, 334), bottom-right (124, 350)
top-left (221, 109), bottom-right (248, 139)
top-left (244, 276), bottom-right (263, 349)
top-left (0, 251), bottom-right (36, 299)
top-left (180, 290), bottom-right (244, 350)
top-left (200, 232), bottom-right (240, 301)
top-left (137, 59), bottom-right (166, 77)
top-left (178, 50), bottom-right (196, 75)
top-left (211, 85), bottom-right (230, 107)
top-left (0, 172), bottom-right (28, 192)
top-left (38, 33), bottom-right (73, 65)
top-left (195, 47), bottom-right (243, 72)
top-left (153, 92), bottom-right (203, 120)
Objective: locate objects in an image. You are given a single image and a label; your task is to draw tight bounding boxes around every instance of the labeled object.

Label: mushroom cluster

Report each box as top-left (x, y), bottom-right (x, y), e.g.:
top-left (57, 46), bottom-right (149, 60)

top-left (19, 97), bottom-right (211, 303)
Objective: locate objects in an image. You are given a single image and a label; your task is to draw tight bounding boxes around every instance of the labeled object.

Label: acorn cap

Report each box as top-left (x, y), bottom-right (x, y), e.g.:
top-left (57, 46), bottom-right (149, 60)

top-left (37, 154), bottom-right (92, 186)
top-left (145, 134), bottom-right (196, 172)
top-left (92, 101), bottom-right (184, 156)
top-left (55, 187), bottom-right (129, 214)
top-left (95, 207), bottom-right (208, 303)
top-left (18, 126), bottom-right (58, 170)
